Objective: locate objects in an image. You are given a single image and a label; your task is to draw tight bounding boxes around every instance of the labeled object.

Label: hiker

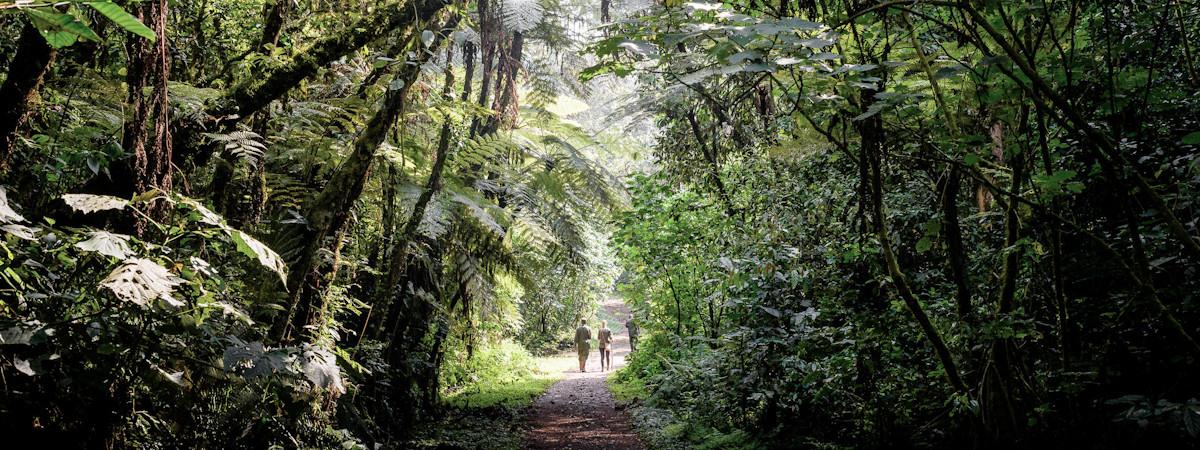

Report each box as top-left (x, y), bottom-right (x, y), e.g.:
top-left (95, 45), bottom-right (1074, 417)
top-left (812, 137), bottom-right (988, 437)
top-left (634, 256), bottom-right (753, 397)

top-left (575, 319), bottom-right (592, 372)
top-left (625, 316), bottom-right (638, 353)
top-left (598, 320), bottom-right (613, 371)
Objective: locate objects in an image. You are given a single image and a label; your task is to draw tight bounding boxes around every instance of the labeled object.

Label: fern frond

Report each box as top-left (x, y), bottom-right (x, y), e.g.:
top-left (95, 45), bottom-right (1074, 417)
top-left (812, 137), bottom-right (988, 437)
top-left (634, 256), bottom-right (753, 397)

top-left (205, 130), bottom-right (268, 167)
top-left (417, 193), bottom-right (451, 240)
top-left (452, 133), bottom-right (516, 174)
top-left (499, 0), bottom-right (545, 32)
top-left (448, 189), bottom-right (507, 237)
top-left (522, 59), bottom-right (560, 113)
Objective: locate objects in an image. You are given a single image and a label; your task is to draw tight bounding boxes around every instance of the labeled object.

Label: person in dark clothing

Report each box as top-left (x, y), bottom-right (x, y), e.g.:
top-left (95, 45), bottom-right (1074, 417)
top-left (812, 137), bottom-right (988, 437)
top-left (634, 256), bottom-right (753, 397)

top-left (575, 319), bottom-right (592, 372)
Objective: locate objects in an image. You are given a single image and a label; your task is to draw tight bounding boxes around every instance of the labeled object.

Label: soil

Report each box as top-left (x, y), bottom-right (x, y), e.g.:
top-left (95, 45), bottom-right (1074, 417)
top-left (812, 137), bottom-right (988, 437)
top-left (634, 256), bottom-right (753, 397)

top-left (523, 297), bottom-right (645, 450)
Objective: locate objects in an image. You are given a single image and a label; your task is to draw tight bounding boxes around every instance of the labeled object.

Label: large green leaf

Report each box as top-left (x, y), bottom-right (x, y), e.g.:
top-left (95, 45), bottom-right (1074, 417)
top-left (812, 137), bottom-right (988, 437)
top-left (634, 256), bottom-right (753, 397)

top-left (26, 8), bottom-right (101, 48)
top-left (61, 193), bottom-right (129, 214)
top-left (0, 186), bottom-right (26, 224)
top-left (75, 230), bottom-right (134, 260)
top-left (174, 195), bottom-right (287, 285)
top-left (230, 230), bottom-right (288, 286)
top-left (101, 258), bottom-right (185, 307)
top-left (85, 2), bottom-right (156, 41)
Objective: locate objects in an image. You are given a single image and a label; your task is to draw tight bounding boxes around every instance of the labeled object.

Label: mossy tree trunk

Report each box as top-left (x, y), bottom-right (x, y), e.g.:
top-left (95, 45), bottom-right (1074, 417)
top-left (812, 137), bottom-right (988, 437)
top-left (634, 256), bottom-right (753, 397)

top-left (272, 13), bottom-right (459, 343)
top-left (0, 22), bottom-right (57, 172)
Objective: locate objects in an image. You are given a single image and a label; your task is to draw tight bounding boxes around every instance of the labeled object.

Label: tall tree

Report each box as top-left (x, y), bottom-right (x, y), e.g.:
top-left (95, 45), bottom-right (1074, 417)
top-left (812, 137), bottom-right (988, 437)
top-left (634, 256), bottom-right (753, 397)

top-left (0, 23), bottom-right (56, 170)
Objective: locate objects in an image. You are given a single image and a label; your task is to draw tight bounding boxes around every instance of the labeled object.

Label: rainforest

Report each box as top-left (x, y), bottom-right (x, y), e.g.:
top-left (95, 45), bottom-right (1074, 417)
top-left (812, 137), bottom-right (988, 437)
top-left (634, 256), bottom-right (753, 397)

top-left (1, 0), bottom-right (1198, 448)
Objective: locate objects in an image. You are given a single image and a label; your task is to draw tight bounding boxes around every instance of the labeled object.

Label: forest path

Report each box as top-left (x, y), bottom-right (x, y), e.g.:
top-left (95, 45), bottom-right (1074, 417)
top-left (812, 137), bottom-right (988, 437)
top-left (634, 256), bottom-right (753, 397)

top-left (523, 297), bottom-right (644, 450)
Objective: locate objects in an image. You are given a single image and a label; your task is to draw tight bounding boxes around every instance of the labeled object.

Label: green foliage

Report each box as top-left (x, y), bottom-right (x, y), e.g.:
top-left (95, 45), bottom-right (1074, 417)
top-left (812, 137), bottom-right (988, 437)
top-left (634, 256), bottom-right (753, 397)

top-left (441, 340), bottom-right (562, 410)
top-left (14, 1), bottom-right (156, 48)
top-left (406, 340), bottom-right (570, 449)
top-left (26, 8), bottom-right (101, 48)
top-left (671, 423), bottom-right (756, 450)
top-left (84, 2), bottom-right (156, 41)
top-left (0, 0), bottom-right (628, 443)
top-left (0, 189), bottom-right (353, 446)
top-left (408, 413), bottom-right (526, 450)
top-left (6, 0), bottom-right (1197, 447)
top-left (607, 371), bottom-right (648, 404)
top-left (600, 0), bottom-right (1200, 447)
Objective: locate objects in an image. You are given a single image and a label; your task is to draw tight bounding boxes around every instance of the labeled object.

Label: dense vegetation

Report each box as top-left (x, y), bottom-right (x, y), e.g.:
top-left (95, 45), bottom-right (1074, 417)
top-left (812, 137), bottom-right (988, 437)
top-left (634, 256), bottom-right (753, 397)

top-left (601, 0), bottom-right (1200, 448)
top-left (1, 0), bottom-right (1199, 448)
top-left (0, 0), bottom-right (629, 447)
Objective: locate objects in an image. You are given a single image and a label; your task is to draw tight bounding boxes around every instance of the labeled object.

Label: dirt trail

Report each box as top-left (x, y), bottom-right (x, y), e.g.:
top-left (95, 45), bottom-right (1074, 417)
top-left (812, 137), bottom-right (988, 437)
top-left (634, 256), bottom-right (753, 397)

top-left (523, 297), bottom-right (644, 450)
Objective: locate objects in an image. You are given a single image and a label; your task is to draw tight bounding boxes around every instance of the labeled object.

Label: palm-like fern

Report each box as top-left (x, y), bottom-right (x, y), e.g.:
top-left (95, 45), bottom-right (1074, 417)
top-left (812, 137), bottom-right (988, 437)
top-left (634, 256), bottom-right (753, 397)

top-left (204, 131), bottom-right (269, 167)
top-left (498, 0), bottom-right (545, 32)
top-left (370, 107), bottom-right (623, 354)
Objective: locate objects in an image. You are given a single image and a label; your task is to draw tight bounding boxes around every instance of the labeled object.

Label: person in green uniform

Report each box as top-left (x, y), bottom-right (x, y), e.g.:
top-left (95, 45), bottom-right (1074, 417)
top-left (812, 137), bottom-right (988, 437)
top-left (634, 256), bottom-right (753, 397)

top-left (625, 316), bottom-right (639, 353)
top-left (574, 319), bottom-right (592, 372)
top-left (597, 320), bottom-right (613, 371)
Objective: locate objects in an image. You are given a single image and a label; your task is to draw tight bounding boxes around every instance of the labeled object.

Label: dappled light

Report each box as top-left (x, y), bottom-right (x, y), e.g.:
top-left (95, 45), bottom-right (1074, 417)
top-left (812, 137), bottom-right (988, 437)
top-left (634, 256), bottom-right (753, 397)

top-left (2, 0), bottom-right (1199, 448)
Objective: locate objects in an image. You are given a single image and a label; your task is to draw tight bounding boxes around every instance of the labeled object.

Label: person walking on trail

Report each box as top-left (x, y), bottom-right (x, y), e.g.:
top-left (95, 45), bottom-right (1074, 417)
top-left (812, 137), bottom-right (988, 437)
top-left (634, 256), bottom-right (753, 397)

top-left (625, 316), bottom-right (639, 353)
top-left (598, 320), bottom-right (614, 371)
top-left (575, 319), bottom-right (592, 372)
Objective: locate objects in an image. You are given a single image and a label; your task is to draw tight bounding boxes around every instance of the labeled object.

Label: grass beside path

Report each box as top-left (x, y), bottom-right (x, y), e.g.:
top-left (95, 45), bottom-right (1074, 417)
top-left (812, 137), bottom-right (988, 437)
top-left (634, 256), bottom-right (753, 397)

top-left (408, 342), bottom-right (575, 449)
top-left (444, 352), bottom-right (576, 409)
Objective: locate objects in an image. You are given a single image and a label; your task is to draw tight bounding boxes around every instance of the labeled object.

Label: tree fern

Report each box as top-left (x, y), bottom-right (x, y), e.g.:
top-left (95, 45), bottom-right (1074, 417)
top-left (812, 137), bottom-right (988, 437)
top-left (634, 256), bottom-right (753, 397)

top-left (205, 130), bottom-right (269, 167)
top-left (522, 59), bottom-right (560, 113)
top-left (449, 188), bottom-right (507, 236)
top-left (499, 0), bottom-right (545, 32)
top-left (416, 192), bottom-right (451, 241)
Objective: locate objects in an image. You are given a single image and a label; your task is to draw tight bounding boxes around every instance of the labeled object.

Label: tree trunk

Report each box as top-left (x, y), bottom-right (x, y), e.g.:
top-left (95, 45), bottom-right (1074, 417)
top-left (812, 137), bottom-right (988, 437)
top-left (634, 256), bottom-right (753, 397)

top-left (685, 109), bottom-right (736, 217)
top-left (380, 235), bottom-right (444, 426)
top-left (938, 168), bottom-right (972, 318)
top-left (0, 23), bottom-right (57, 170)
top-left (121, 0), bottom-right (173, 202)
top-left (1035, 109), bottom-right (1071, 365)
top-left (661, 263), bottom-right (684, 336)
top-left (257, 0), bottom-right (292, 52)
top-left (982, 119), bottom-right (1027, 441)
top-left (206, 0), bottom-right (295, 208)
top-left (471, 0), bottom-right (495, 137)
top-left (214, 0), bottom-right (452, 122)
top-left (154, 0), bottom-right (452, 187)
top-left (962, 3), bottom-right (1200, 260)
top-left (461, 41), bottom-right (476, 103)
top-left (372, 164), bottom-right (398, 270)
top-left (859, 89), bottom-right (967, 394)
top-left (272, 14), bottom-right (458, 343)
top-left (372, 37), bottom-right (459, 337)
top-left (482, 30), bottom-right (522, 135)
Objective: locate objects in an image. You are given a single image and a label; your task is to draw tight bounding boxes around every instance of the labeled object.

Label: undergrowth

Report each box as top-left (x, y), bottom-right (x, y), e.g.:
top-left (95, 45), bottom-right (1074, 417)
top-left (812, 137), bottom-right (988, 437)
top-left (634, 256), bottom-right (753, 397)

top-left (408, 340), bottom-right (571, 449)
top-left (610, 362), bottom-right (762, 450)
top-left (442, 340), bottom-right (571, 409)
